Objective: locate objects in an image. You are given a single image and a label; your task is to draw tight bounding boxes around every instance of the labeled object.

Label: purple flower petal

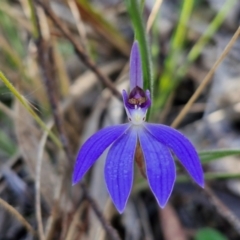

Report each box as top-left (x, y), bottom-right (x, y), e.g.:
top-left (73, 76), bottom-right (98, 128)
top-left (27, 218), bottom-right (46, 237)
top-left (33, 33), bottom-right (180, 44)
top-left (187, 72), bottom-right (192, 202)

top-left (73, 124), bottom-right (130, 185)
top-left (105, 127), bottom-right (137, 213)
top-left (130, 41), bottom-right (143, 90)
top-left (138, 128), bottom-right (176, 207)
top-left (144, 124), bottom-right (204, 187)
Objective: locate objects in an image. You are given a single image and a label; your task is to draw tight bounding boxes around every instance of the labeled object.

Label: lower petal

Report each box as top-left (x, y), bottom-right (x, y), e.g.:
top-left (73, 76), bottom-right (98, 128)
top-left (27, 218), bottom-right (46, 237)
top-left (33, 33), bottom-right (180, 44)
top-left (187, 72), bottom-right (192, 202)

top-left (138, 128), bottom-right (176, 208)
top-left (144, 123), bottom-right (204, 187)
top-left (105, 127), bottom-right (137, 213)
top-left (73, 124), bottom-right (130, 185)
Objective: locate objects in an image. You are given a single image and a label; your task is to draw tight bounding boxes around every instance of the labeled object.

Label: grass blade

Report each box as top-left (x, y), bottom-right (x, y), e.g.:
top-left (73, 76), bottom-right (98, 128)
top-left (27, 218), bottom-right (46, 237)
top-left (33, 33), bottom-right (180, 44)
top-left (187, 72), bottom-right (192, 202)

top-left (0, 71), bottom-right (62, 148)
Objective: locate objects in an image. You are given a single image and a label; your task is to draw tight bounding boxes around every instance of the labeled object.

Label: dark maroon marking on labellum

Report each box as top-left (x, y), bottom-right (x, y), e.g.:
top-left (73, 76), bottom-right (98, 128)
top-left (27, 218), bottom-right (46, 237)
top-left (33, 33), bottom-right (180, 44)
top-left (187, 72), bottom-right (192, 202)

top-left (128, 86), bottom-right (147, 106)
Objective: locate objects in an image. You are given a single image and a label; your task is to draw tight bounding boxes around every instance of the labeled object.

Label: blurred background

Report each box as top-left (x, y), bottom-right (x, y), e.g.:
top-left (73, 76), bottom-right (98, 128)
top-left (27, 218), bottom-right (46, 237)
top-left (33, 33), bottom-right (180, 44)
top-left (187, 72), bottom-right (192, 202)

top-left (1, 0), bottom-right (240, 239)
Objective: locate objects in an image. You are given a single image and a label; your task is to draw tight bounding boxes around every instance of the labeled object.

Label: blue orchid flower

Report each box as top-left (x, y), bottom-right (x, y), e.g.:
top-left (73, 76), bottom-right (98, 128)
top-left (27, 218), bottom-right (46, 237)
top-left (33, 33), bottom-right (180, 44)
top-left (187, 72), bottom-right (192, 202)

top-left (73, 42), bottom-right (204, 213)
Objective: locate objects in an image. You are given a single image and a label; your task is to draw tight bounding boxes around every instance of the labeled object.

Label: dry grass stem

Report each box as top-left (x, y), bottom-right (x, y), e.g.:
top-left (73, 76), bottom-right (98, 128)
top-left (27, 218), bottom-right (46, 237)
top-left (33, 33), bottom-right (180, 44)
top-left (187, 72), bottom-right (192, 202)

top-left (69, 60), bottom-right (125, 98)
top-left (0, 37), bottom-right (24, 71)
top-left (35, 122), bottom-right (54, 240)
top-left (37, 6), bottom-right (50, 40)
top-left (0, 197), bottom-right (35, 235)
top-left (65, 200), bottom-right (87, 240)
top-left (204, 186), bottom-right (240, 235)
top-left (171, 26), bottom-right (240, 128)
top-left (146, 0), bottom-right (163, 33)
top-left (160, 204), bottom-right (187, 240)
top-left (35, 0), bottom-right (122, 99)
top-left (67, 0), bottom-right (88, 49)
top-left (13, 100), bottom-right (57, 206)
top-left (0, 3), bottom-right (32, 31)
top-left (2, 1), bottom-right (240, 239)
top-left (137, 199), bottom-right (154, 240)
top-left (45, 174), bottom-right (64, 240)
top-left (53, 39), bottom-right (71, 97)
top-left (98, 198), bottom-right (113, 240)
top-left (0, 101), bottom-right (15, 119)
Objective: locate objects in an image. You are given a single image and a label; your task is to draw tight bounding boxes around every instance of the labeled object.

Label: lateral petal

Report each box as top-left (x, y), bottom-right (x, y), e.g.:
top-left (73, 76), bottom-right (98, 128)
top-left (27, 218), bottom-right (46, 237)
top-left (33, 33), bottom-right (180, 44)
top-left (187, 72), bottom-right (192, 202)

top-left (73, 124), bottom-right (130, 185)
top-left (144, 123), bottom-right (204, 187)
top-left (138, 128), bottom-right (176, 208)
top-left (105, 127), bottom-right (137, 213)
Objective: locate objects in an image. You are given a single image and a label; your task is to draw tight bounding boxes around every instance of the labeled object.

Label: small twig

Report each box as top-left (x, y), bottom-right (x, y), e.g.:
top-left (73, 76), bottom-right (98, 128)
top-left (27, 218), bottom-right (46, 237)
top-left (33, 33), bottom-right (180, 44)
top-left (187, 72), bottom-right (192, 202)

top-left (0, 197), bottom-right (36, 235)
top-left (0, 71), bottom-right (62, 148)
top-left (203, 186), bottom-right (240, 235)
top-left (98, 198), bottom-right (112, 240)
top-left (33, 2), bottom-right (121, 239)
top-left (0, 2), bottom-right (32, 32)
top-left (35, 0), bottom-right (121, 99)
top-left (146, 0), bottom-right (163, 33)
top-left (36, 122), bottom-right (54, 240)
top-left (137, 199), bottom-right (154, 240)
top-left (171, 26), bottom-right (240, 128)
top-left (65, 197), bottom-right (86, 240)
top-left (0, 101), bottom-right (15, 119)
top-left (81, 183), bottom-right (121, 240)
top-left (45, 175), bottom-right (64, 240)
top-left (169, 26), bottom-right (240, 237)
top-left (39, 45), bottom-right (121, 239)
top-left (67, 0), bottom-right (88, 50)
top-left (160, 204), bottom-right (187, 240)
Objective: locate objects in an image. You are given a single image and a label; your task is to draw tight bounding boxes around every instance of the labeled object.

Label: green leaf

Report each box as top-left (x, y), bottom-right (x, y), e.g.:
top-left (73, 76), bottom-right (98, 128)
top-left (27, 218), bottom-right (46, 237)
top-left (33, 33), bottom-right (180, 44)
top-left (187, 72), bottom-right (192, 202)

top-left (0, 72), bottom-right (62, 149)
top-left (195, 228), bottom-right (227, 240)
top-left (178, 172), bottom-right (240, 182)
top-left (0, 5), bottom-right (24, 57)
top-left (0, 129), bottom-right (17, 156)
top-left (188, 0), bottom-right (237, 62)
top-left (153, 0), bottom-right (194, 112)
top-left (152, 0), bottom-right (237, 113)
top-left (199, 149), bottom-right (240, 164)
top-left (134, 171), bottom-right (240, 193)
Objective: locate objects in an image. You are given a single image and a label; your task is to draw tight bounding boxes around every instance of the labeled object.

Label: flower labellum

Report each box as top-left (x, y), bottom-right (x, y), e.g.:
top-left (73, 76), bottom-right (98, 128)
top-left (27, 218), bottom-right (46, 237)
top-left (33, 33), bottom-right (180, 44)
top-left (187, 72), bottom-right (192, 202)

top-left (73, 41), bottom-right (204, 213)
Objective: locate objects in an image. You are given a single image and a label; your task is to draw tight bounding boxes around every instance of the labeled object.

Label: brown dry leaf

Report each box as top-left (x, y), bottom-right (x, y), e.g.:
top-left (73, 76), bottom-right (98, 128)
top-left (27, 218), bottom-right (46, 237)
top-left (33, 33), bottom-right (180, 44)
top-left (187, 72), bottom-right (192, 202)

top-left (88, 81), bottom-right (128, 239)
top-left (52, 38), bottom-right (70, 98)
top-left (74, 0), bottom-right (130, 56)
top-left (63, 105), bottom-right (83, 153)
top-left (24, 52), bottom-right (50, 112)
top-left (13, 100), bottom-right (58, 206)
